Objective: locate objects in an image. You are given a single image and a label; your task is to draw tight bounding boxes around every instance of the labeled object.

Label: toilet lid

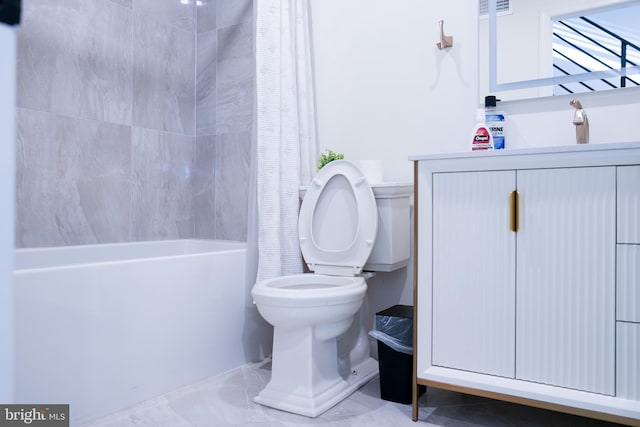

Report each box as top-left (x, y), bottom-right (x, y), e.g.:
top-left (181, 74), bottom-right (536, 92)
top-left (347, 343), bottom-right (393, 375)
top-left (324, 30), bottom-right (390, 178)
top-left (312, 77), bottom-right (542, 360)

top-left (298, 160), bottom-right (378, 276)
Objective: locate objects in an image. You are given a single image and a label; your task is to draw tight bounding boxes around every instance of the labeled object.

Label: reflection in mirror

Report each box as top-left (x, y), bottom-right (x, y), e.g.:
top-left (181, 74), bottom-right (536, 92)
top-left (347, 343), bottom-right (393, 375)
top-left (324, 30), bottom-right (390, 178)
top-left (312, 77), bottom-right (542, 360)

top-left (552, 4), bottom-right (640, 95)
top-left (479, 0), bottom-right (640, 101)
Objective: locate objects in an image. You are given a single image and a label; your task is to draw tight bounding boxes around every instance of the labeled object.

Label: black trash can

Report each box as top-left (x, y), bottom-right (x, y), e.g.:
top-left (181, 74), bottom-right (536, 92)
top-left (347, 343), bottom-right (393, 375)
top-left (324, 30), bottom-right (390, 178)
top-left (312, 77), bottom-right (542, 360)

top-left (371, 304), bottom-right (424, 404)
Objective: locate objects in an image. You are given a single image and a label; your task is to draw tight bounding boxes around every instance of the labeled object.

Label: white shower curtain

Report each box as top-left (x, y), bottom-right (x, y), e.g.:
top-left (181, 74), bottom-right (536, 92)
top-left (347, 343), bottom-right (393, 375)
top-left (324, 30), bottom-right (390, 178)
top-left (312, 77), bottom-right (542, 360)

top-left (249, 0), bottom-right (319, 283)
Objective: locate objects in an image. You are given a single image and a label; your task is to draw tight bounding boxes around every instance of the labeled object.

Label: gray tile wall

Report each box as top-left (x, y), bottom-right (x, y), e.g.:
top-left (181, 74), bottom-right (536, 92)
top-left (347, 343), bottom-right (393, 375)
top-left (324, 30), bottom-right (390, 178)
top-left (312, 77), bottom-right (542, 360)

top-left (15, 0), bottom-right (254, 247)
top-left (196, 0), bottom-right (253, 242)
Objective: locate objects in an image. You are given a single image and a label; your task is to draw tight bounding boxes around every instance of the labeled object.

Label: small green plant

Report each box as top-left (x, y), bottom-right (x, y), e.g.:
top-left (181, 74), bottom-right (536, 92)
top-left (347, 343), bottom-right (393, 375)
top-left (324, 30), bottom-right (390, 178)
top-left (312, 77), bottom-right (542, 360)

top-left (317, 149), bottom-right (344, 170)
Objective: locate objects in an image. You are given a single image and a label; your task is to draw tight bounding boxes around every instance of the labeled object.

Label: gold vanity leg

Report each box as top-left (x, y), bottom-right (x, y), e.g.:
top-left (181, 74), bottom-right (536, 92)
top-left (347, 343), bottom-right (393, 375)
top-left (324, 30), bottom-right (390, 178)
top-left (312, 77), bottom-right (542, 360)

top-left (412, 161), bottom-right (419, 422)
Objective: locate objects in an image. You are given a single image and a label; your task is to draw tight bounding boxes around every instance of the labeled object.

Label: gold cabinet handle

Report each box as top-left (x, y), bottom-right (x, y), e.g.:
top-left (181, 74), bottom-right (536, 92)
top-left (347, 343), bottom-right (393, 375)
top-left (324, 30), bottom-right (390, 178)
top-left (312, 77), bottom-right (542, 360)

top-left (510, 190), bottom-right (519, 232)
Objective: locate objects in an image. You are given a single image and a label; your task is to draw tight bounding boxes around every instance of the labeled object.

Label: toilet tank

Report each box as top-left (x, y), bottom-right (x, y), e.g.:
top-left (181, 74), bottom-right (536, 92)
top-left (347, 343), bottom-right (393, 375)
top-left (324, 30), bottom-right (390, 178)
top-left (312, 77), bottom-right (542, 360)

top-left (365, 182), bottom-right (412, 272)
top-left (299, 182), bottom-right (413, 272)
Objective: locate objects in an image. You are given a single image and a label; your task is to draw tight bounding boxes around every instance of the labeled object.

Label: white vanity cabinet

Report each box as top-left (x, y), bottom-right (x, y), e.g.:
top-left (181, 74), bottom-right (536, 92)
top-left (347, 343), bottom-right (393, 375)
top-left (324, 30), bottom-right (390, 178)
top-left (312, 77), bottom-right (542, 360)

top-left (617, 165), bottom-right (640, 402)
top-left (431, 171), bottom-right (516, 378)
top-left (411, 143), bottom-right (640, 425)
top-left (515, 167), bottom-right (616, 395)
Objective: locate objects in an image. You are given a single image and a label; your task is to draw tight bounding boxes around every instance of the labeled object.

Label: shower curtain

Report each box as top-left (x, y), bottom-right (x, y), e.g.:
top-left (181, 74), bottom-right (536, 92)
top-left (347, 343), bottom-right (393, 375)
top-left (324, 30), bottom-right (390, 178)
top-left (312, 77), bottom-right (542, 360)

top-left (248, 0), bottom-right (319, 285)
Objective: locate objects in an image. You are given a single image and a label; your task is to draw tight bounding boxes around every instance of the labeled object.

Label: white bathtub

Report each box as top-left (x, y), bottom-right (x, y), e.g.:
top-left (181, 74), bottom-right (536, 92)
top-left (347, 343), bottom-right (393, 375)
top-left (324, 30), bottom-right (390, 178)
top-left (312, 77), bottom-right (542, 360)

top-left (13, 239), bottom-right (249, 425)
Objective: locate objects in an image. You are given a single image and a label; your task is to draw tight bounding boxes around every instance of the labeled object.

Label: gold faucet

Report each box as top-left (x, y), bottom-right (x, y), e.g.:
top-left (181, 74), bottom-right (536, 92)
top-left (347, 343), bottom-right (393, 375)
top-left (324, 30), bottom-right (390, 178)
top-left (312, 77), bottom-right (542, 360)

top-left (570, 99), bottom-right (589, 144)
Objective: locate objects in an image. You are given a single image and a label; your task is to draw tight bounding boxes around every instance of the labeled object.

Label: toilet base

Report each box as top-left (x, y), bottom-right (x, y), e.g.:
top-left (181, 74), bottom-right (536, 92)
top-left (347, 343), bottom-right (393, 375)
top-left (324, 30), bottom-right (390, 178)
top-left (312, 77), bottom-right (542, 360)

top-left (254, 356), bottom-right (378, 417)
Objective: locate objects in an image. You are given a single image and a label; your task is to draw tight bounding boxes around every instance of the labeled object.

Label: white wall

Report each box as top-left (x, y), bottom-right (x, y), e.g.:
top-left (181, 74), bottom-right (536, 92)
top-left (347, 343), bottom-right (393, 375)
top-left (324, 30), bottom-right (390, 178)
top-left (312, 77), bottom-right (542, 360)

top-left (311, 0), bottom-right (640, 169)
top-left (310, 0), bottom-right (479, 182)
top-left (0, 23), bottom-right (16, 404)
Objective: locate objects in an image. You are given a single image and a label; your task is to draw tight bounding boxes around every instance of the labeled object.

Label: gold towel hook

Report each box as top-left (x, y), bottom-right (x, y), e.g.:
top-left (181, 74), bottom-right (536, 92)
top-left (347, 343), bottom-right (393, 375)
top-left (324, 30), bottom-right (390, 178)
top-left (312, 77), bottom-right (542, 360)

top-left (436, 20), bottom-right (453, 50)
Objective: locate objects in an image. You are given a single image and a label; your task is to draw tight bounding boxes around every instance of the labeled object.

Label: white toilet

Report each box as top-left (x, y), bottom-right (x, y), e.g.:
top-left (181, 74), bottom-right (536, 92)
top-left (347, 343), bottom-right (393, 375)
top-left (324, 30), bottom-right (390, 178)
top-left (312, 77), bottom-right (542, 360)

top-left (251, 160), bottom-right (381, 417)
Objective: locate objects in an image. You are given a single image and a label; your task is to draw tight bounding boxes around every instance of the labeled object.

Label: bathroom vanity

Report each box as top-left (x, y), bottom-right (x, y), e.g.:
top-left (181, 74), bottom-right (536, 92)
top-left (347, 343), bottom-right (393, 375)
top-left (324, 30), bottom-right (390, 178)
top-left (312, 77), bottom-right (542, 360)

top-left (410, 142), bottom-right (640, 425)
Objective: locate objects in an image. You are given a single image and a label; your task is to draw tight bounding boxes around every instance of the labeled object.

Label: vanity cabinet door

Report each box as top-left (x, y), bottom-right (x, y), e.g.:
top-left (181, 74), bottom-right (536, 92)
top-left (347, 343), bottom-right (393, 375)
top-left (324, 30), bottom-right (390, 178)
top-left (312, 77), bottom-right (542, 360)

top-left (617, 165), bottom-right (640, 244)
top-left (515, 167), bottom-right (616, 396)
top-left (432, 170), bottom-right (516, 378)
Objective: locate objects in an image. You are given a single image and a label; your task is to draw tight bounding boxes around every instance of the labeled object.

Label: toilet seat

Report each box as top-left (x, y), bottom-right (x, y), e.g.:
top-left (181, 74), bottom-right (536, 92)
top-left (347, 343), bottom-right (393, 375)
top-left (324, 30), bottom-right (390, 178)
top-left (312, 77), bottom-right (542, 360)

top-left (252, 273), bottom-right (366, 308)
top-left (298, 160), bottom-right (378, 276)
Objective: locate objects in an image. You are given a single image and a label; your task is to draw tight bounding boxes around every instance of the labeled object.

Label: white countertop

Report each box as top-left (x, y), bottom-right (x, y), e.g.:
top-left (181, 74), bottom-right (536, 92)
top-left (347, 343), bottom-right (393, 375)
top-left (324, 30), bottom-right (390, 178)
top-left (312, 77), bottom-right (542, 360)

top-left (408, 141), bottom-right (640, 162)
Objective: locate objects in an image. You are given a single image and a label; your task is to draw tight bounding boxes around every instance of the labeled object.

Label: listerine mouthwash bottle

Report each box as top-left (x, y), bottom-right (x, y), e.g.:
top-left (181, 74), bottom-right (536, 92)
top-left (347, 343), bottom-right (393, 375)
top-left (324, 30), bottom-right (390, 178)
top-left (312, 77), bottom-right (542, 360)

top-left (485, 95), bottom-right (505, 150)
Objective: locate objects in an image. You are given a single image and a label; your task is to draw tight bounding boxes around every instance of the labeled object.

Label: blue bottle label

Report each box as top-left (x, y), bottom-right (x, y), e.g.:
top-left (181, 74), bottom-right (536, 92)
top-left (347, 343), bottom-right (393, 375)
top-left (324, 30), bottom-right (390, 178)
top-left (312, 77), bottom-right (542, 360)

top-left (486, 113), bottom-right (505, 150)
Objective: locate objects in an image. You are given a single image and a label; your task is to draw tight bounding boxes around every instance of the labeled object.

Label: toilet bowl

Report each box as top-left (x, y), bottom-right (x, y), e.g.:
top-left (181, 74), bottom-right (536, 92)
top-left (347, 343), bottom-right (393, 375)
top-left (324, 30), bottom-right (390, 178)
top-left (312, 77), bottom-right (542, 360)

top-left (251, 160), bottom-right (379, 417)
top-left (252, 274), bottom-right (366, 334)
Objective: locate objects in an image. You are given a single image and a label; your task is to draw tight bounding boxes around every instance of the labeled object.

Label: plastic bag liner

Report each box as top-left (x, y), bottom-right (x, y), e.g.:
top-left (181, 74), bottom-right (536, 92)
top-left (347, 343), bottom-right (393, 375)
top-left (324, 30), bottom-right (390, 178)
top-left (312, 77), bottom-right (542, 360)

top-left (368, 310), bottom-right (414, 355)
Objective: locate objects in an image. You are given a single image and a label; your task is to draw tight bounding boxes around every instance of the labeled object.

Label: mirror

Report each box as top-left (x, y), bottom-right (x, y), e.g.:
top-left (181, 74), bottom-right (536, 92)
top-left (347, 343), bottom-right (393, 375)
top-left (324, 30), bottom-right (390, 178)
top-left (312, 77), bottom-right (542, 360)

top-left (479, 0), bottom-right (640, 101)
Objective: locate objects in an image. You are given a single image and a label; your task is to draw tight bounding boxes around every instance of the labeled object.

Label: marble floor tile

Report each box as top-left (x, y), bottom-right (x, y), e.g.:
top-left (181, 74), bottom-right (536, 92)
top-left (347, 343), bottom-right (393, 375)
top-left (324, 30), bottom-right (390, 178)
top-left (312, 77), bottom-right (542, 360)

top-left (79, 359), bottom-right (629, 427)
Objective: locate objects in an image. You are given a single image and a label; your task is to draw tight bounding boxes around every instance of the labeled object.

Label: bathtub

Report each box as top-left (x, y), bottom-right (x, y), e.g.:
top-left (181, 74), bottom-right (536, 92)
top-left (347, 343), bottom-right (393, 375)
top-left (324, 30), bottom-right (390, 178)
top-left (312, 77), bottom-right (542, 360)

top-left (13, 239), bottom-right (249, 425)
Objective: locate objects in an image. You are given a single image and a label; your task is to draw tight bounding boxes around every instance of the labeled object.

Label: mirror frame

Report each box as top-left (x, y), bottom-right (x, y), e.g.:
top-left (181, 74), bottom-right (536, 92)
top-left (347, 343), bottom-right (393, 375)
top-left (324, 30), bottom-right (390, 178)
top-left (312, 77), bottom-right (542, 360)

top-left (488, 0), bottom-right (640, 93)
